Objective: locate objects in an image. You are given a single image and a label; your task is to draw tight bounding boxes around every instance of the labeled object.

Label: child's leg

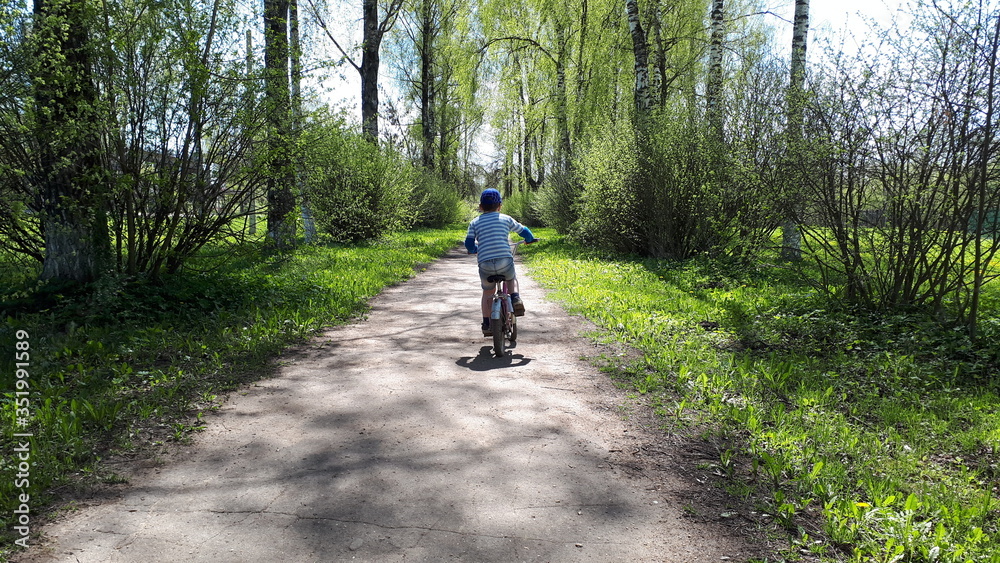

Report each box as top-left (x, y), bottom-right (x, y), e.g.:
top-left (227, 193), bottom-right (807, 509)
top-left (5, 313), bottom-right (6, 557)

top-left (481, 289), bottom-right (493, 318)
top-left (508, 278), bottom-right (520, 296)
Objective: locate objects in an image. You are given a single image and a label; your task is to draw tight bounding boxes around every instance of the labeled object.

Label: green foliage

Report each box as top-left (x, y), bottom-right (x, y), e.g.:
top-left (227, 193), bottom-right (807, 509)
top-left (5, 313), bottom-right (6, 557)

top-left (304, 120), bottom-right (417, 243)
top-left (0, 227), bottom-right (465, 552)
top-left (535, 170), bottom-right (580, 233)
top-left (524, 230), bottom-right (1000, 562)
top-left (787, 1), bottom-right (1000, 338)
top-left (0, 0), bottom-right (267, 279)
top-left (575, 109), bottom-right (778, 260)
top-left (410, 169), bottom-right (470, 228)
top-left (574, 121), bottom-right (643, 253)
top-left (500, 188), bottom-right (543, 227)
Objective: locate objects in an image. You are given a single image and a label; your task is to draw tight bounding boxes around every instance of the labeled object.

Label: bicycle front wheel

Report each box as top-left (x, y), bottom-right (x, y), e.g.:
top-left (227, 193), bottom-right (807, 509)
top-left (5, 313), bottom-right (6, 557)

top-left (493, 313), bottom-right (506, 357)
top-left (508, 312), bottom-right (517, 344)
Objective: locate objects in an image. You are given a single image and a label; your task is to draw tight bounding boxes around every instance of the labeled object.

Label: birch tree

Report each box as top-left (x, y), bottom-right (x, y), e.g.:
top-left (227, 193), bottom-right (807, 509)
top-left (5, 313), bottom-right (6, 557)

top-left (781, 0), bottom-right (809, 261)
top-left (705, 0), bottom-right (724, 136)
top-left (625, 0), bottom-right (653, 119)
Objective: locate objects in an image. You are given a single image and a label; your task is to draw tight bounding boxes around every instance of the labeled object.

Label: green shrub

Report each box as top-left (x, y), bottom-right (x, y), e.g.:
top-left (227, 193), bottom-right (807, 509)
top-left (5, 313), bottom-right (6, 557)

top-left (304, 121), bottom-right (416, 243)
top-left (573, 121), bottom-right (644, 254)
top-left (501, 189), bottom-right (543, 227)
top-left (575, 109), bottom-right (778, 260)
top-left (411, 170), bottom-right (468, 228)
top-left (536, 170), bottom-right (580, 234)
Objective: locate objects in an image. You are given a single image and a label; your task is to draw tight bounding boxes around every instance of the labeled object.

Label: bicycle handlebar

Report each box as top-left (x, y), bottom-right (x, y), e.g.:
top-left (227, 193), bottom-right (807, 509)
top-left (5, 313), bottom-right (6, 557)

top-left (468, 238), bottom-right (540, 255)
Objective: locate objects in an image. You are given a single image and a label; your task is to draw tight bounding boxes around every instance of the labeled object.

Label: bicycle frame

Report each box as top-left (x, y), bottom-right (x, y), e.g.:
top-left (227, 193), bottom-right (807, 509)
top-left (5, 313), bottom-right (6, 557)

top-left (490, 280), bottom-right (513, 325)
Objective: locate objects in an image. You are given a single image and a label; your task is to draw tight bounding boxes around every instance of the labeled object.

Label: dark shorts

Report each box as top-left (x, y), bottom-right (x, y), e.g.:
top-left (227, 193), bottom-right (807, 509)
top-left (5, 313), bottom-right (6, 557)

top-left (478, 257), bottom-right (516, 290)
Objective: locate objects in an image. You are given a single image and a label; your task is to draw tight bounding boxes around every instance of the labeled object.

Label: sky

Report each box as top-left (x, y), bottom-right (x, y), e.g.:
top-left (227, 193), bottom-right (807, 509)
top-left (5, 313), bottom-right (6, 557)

top-left (780, 0), bottom-right (905, 57)
top-left (811, 0), bottom-right (900, 30)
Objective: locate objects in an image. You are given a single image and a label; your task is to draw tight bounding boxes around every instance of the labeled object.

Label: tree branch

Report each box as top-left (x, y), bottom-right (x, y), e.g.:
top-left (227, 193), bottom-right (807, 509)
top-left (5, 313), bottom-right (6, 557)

top-left (479, 35), bottom-right (557, 65)
top-left (302, 0), bottom-right (361, 74)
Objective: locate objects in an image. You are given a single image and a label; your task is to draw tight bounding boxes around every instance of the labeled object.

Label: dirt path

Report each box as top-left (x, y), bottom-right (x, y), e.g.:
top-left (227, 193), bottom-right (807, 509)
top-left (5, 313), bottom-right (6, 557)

top-left (17, 248), bottom-right (769, 562)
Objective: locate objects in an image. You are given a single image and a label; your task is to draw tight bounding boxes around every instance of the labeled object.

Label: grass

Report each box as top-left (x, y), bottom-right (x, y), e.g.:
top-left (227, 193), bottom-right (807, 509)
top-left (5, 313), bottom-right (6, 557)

top-left (0, 226), bottom-right (466, 557)
top-left (522, 228), bottom-right (1000, 562)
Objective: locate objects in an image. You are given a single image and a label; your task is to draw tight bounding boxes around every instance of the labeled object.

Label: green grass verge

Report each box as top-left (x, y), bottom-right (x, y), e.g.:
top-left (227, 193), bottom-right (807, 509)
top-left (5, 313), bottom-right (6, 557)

top-left (0, 227), bottom-right (466, 557)
top-left (522, 228), bottom-right (1000, 563)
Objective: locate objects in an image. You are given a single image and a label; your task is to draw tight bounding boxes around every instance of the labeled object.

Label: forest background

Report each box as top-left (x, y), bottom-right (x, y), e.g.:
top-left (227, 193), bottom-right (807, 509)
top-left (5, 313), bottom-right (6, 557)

top-left (4, 0), bottom-right (1000, 561)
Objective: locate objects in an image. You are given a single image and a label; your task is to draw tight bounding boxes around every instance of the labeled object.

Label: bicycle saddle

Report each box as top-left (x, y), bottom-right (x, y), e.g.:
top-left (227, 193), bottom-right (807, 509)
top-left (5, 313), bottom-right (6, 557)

top-left (486, 274), bottom-right (507, 283)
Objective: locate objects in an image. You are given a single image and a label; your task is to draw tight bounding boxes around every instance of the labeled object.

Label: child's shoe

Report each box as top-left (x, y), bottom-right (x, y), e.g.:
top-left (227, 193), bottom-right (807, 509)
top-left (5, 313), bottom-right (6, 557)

top-left (511, 295), bottom-right (525, 316)
top-left (482, 320), bottom-right (492, 337)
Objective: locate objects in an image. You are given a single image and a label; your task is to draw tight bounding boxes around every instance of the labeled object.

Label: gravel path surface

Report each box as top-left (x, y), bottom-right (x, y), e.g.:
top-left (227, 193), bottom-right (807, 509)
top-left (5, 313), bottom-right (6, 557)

top-left (17, 247), bottom-right (765, 562)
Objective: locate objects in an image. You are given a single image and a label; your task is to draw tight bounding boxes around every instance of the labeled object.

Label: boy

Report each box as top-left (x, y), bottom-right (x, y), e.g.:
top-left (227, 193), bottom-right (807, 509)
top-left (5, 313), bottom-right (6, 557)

top-left (465, 188), bottom-right (536, 336)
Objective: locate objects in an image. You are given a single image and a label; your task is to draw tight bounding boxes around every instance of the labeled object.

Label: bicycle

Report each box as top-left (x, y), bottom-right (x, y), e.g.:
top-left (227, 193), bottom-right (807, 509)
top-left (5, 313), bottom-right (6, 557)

top-left (483, 240), bottom-right (536, 358)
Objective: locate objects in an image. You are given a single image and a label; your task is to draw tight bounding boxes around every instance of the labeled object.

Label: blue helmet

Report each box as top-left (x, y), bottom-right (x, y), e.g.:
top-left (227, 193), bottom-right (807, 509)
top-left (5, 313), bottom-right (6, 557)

top-left (480, 188), bottom-right (502, 207)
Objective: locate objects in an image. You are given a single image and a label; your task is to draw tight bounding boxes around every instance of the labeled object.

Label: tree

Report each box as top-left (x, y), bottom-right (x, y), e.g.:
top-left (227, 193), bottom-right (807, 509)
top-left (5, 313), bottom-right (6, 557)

top-left (289, 0), bottom-right (316, 243)
top-left (306, 0), bottom-right (404, 143)
top-left (264, 0), bottom-right (296, 248)
top-left (705, 0), bottom-right (724, 137)
top-left (32, 0), bottom-right (111, 283)
top-left (395, 0), bottom-right (452, 170)
top-left (789, 0), bottom-right (1000, 336)
top-left (780, 0), bottom-right (809, 261)
top-left (625, 0), bottom-right (653, 119)
top-left (94, 0), bottom-right (268, 278)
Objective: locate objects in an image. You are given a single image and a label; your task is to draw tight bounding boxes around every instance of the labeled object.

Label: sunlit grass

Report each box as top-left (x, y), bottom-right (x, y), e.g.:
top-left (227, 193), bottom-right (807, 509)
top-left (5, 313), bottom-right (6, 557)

top-left (523, 228), bottom-right (1000, 562)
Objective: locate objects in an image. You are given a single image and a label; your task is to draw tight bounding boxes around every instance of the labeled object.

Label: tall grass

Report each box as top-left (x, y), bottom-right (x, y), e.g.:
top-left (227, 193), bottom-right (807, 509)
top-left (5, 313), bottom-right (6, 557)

top-left (523, 229), bottom-right (1000, 562)
top-left (0, 227), bottom-right (466, 556)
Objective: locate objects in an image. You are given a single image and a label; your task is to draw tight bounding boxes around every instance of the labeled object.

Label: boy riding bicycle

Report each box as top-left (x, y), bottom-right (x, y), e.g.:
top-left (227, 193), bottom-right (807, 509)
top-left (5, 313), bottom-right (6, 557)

top-left (465, 188), bottom-right (536, 336)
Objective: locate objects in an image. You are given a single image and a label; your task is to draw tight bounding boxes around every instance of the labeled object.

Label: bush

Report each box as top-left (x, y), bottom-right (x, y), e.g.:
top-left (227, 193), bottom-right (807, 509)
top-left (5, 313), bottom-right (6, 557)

top-left (536, 170), bottom-right (580, 234)
top-left (573, 120), bottom-right (644, 254)
top-left (411, 170), bottom-right (468, 228)
top-left (575, 108), bottom-right (779, 260)
top-left (501, 189), bottom-right (543, 227)
top-left (304, 124), bottom-right (416, 243)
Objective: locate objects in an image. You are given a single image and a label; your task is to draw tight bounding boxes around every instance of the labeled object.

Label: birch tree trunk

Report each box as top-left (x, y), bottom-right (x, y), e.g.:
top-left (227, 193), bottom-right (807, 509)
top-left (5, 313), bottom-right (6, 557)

top-left (290, 0), bottom-right (315, 243)
top-left (706, 0), bottom-right (725, 137)
top-left (625, 0), bottom-right (652, 120)
top-left (781, 0), bottom-right (809, 261)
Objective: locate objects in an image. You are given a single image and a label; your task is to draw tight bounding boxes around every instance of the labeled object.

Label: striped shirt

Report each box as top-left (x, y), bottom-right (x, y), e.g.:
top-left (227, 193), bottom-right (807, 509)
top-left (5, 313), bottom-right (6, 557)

top-left (466, 212), bottom-right (528, 262)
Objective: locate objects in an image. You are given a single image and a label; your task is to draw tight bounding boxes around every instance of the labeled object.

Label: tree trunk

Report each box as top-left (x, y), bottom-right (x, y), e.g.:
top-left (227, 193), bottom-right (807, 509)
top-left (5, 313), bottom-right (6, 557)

top-left (245, 29), bottom-right (258, 236)
top-left (419, 0), bottom-right (437, 169)
top-left (554, 18), bottom-right (571, 174)
top-left (289, 0), bottom-right (315, 243)
top-left (706, 0), bottom-right (725, 137)
top-left (361, 0), bottom-right (381, 142)
top-left (264, 0), bottom-right (296, 248)
top-left (33, 0), bottom-right (111, 283)
top-left (648, 1), bottom-right (669, 107)
top-left (781, 0), bottom-right (809, 261)
top-left (625, 0), bottom-right (652, 119)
